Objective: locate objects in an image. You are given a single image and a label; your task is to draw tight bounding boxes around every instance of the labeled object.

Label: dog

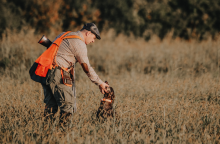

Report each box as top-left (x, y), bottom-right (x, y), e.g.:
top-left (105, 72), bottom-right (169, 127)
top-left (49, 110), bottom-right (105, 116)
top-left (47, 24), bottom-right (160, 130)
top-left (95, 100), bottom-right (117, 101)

top-left (96, 81), bottom-right (115, 119)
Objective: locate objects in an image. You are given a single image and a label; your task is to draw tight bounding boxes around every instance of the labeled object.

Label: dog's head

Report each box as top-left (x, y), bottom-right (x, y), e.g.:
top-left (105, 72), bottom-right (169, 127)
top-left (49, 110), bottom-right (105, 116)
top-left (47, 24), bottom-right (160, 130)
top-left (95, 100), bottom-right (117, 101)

top-left (103, 81), bottom-right (115, 102)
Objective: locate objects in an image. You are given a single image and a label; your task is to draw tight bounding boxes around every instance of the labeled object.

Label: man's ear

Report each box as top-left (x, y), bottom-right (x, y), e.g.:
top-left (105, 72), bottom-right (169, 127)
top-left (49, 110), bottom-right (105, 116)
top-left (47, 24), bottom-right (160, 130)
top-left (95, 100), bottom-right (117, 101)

top-left (86, 31), bottom-right (91, 36)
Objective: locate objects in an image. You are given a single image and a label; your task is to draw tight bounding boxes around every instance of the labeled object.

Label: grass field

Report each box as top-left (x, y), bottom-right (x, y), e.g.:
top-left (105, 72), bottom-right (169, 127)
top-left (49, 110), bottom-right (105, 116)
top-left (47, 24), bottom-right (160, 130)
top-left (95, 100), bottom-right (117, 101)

top-left (0, 29), bottom-right (220, 143)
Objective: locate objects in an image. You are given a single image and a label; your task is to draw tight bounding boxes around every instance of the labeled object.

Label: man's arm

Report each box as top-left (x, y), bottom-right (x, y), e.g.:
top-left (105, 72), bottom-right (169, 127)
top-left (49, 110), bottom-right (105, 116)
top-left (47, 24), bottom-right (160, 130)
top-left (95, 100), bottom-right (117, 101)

top-left (69, 38), bottom-right (109, 93)
top-left (69, 39), bottom-right (99, 82)
top-left (81, 63), bottom-right (109, 94)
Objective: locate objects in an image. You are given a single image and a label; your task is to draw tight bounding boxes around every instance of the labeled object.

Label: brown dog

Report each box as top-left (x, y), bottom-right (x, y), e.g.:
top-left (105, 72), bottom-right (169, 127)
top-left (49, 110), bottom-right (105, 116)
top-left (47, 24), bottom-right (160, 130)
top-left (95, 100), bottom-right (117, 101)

top-left (97, 81), bottom-right (115, 119)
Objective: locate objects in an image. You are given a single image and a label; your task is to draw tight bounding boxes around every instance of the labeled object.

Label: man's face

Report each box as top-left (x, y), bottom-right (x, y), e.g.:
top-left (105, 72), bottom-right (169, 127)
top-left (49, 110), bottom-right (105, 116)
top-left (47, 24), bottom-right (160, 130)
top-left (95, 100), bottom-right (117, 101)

top-left (85, 31), bottom-right (96, 45)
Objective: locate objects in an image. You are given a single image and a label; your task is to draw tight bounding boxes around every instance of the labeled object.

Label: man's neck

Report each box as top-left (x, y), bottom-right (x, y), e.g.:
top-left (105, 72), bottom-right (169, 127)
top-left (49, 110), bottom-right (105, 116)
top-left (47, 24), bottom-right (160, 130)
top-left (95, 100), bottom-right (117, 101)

top-left (79, 31), bottom-right (86, 43)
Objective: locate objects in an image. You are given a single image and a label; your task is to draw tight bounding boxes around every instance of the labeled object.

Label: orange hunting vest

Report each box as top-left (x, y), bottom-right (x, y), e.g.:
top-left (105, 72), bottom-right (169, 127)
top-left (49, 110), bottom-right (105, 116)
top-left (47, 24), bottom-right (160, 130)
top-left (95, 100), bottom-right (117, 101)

top-left (34, 31), bottom-right (83, 77)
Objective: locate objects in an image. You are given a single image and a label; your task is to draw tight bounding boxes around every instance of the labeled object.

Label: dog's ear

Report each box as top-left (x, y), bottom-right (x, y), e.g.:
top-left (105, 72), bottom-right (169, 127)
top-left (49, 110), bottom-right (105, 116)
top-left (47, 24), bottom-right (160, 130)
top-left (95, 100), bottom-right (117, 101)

top-left (109, 87), bottom-right (115, 100)
top-left (105, 81), bottom-right (109, 85)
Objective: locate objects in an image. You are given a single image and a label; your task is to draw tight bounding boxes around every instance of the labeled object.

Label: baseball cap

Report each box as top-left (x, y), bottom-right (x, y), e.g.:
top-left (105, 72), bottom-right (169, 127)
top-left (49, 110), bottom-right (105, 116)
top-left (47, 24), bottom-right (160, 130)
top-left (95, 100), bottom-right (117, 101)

top-left (82, 23), bottom-right (101, 40)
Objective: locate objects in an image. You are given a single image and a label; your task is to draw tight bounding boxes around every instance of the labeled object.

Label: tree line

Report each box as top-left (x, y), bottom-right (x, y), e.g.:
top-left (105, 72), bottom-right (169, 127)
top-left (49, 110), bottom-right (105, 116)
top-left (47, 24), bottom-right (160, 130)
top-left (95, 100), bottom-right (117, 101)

top-left (1, 0), bottom-right (220, 40)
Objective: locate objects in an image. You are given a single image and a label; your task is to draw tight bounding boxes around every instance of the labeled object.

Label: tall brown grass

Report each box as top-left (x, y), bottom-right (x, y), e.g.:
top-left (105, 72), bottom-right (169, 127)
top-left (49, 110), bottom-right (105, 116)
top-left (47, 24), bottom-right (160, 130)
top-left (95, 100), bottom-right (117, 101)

top-left (0, 28), bottom-right (220, 143)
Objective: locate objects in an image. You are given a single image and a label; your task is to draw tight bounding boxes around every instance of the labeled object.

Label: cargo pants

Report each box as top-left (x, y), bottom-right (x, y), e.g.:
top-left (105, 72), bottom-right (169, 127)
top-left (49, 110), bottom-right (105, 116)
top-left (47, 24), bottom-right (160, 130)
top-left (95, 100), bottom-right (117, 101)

top-left (42, 68), bottom-right (74, 117)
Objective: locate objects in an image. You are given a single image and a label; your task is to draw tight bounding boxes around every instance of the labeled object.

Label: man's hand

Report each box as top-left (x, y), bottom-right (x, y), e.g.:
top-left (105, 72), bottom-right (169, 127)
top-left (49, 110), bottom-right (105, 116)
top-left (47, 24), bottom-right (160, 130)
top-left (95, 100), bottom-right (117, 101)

top-left (99, 82), bottom-right (109, 94)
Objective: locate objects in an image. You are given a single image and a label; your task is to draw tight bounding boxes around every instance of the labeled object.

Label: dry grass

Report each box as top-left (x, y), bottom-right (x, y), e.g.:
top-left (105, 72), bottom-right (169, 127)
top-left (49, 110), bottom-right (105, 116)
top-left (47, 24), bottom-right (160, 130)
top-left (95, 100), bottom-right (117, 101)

top-left (0, 29), bottom-right (220, 143)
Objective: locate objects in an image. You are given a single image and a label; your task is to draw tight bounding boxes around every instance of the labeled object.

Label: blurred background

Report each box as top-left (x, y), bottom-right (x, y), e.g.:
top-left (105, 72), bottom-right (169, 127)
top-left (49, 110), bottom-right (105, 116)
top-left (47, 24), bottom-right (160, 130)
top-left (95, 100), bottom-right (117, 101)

top-left (0, 0), bottom-right (220, 79)
top-left (1, 0), bottom-right (220, 39)
top-left (0, 0), bottom-right (220, 76)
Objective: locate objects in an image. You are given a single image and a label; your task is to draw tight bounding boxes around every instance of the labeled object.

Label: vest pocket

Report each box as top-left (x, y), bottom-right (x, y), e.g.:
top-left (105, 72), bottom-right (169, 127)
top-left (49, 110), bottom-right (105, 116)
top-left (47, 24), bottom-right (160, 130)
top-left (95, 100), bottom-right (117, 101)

top-left (35, 63), bottom-right (49, 77)
top-left (29, 62), bottom-right (47, 85)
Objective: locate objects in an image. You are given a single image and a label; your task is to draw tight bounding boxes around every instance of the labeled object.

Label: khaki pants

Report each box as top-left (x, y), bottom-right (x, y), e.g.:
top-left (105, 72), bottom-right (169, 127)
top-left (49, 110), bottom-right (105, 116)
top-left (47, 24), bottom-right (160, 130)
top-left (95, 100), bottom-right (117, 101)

top-left (42, 68), bottom-right (74, 116)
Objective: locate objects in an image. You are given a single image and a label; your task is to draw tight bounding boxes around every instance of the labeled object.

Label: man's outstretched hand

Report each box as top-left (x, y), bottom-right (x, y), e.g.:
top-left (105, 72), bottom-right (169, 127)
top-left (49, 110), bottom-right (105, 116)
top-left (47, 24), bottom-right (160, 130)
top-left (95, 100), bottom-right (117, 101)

top-left (99, 82), bottom-right (109, 94)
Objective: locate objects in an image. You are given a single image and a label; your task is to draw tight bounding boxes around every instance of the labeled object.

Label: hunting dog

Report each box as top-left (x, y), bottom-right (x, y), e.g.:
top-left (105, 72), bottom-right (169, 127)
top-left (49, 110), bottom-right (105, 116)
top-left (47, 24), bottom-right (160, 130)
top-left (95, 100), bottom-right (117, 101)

top-left (97, 81), bottom-right (115, 119)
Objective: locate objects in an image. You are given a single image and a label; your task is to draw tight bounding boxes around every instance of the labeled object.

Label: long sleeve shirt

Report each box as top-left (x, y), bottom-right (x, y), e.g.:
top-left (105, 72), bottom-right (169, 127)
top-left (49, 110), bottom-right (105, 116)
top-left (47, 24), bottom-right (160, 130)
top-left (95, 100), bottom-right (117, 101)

top-left (52, 31), bottom-right (104, 86)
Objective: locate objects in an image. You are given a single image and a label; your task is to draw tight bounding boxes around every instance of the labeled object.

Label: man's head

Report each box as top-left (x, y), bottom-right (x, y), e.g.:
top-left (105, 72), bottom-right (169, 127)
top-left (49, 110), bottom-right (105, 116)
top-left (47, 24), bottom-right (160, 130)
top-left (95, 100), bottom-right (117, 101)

top-left (80, 23), bottom-right (101, 45)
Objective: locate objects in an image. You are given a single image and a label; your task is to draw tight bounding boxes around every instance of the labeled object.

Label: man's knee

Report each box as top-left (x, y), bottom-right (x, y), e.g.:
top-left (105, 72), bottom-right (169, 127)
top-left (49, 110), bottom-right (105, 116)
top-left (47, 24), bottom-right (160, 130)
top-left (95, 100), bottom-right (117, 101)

top-left (60, 101), bottom-right (74, 115)
top-left (54, 84), bottom-right (74, 113)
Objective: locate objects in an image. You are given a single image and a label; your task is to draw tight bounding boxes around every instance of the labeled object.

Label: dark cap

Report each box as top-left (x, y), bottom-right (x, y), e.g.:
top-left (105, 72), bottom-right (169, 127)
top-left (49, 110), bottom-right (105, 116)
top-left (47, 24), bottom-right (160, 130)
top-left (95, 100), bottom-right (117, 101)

top-left (82, 23), bottom-right (101, 40)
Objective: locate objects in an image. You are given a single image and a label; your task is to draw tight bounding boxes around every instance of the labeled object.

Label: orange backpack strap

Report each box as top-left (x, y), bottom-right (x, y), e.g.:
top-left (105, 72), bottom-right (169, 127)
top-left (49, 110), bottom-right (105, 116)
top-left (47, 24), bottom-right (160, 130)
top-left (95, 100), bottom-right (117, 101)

top-left (62, 35), bottom-right (83, 41)
top-left (53, 31), bottom-right (71, 46)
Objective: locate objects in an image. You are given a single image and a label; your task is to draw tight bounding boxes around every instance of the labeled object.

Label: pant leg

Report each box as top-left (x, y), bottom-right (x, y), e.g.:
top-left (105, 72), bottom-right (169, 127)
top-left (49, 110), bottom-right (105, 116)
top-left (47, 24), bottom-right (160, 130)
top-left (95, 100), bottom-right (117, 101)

top-left (49, 68), bottom-right (74, 115)
top-left (41, 84), bottom-right (58, 116)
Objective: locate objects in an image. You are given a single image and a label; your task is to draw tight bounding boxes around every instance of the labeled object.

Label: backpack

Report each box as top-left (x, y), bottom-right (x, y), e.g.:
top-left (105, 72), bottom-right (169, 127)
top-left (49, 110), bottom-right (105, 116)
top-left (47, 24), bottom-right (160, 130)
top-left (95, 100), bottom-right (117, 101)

top-left (29, 31), bottom-right (83, 85)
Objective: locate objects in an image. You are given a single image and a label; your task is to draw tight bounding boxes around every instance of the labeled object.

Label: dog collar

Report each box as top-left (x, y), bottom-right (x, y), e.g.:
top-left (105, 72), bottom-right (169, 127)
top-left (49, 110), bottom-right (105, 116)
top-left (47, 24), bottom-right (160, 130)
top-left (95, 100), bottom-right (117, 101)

top-left (101, 98), bottom-right (112, 103)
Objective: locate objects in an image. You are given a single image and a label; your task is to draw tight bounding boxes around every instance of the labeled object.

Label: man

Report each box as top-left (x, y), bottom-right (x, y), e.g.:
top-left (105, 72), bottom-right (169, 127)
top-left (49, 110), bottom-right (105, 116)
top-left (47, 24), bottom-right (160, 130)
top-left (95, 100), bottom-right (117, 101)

top-left (42, 23), bottom-right (109, 120)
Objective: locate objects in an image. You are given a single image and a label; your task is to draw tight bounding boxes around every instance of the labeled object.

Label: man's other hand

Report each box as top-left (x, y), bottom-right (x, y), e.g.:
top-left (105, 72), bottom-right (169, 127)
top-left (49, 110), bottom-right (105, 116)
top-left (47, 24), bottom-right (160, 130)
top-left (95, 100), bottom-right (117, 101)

top-left (99, 82), bottom-right (109, 94)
